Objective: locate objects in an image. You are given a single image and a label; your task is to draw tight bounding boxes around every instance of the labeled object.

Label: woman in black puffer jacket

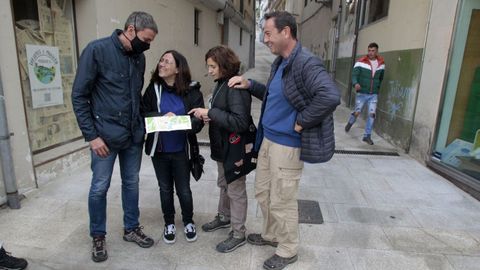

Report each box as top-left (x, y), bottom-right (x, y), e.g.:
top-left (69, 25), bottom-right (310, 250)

top-left (189, 45), bottom-right (252, 253)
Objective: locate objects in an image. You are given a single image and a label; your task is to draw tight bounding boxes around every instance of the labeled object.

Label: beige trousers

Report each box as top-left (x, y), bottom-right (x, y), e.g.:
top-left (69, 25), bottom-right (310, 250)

top-left (255, 138), bottom-right (304, 258)
top-left (216, 162), bottom-right (247, 238)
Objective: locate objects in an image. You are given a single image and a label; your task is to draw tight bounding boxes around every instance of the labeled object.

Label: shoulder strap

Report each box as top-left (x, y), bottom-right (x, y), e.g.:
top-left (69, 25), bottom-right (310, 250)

top-left (154, 83), bottom-right (163, 113)
top-left (149, 83), bottom-right (162, 157)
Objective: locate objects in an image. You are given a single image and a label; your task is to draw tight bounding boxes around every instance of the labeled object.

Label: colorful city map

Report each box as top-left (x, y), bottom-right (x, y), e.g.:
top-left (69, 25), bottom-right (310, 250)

top-left (145, 115), bottom-right (192, 133)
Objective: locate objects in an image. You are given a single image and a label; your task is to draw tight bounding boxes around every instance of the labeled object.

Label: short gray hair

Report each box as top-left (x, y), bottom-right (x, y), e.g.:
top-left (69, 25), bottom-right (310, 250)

top-left (124, 11), bottom-right (158, 33)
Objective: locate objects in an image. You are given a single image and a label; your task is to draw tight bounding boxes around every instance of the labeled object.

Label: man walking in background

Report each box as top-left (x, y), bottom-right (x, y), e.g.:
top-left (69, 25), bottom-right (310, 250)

top-left (72, 11), bottom-right (157, 262)
top-left (345, 42), bottom-right (385, 145)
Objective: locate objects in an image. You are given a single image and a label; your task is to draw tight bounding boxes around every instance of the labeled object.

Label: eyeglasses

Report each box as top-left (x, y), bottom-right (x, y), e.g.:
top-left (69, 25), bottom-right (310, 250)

top-left (159, 58), bottom-right (175, 65)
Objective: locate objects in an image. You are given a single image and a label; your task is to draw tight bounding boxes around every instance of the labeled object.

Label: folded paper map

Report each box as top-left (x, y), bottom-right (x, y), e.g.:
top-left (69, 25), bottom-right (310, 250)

top-left (145, 115), bottom-right (192, 133)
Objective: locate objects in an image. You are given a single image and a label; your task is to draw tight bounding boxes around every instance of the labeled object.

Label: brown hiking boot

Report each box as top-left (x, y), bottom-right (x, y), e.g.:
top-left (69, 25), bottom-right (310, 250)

top-left (91, 236), bottom-right (108, 263)
top-left (247, 233), bottom-right (278, 247)
top-left (123, 226), bottom-right (154, 248)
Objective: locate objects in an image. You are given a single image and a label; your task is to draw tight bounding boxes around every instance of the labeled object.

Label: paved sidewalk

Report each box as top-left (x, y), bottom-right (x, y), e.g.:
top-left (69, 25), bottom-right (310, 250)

top-left (1, 41), bottom-right (480, 270)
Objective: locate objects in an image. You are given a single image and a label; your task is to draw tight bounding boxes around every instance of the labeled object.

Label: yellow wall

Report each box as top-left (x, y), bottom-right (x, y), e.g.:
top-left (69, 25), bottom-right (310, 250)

top-left (357, 0), bottom-right (430, 52)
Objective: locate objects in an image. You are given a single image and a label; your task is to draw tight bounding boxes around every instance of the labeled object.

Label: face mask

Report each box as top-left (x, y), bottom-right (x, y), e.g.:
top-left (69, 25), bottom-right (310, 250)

top-left (130, 34), bottom-right (150, 54)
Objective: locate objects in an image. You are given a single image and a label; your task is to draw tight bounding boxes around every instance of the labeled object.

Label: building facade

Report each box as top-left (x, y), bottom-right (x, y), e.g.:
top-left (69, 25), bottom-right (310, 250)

top-left (0, 0), bottom-right (255, 205)
top-left (294, 0), bottom-right (480, 196)
top-left (265, 0), bottom-right (480, 198)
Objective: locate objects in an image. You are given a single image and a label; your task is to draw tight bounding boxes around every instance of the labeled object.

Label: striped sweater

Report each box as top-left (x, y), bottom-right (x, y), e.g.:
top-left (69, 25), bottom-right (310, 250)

top-left (351, 55), bottom-right (385, 94)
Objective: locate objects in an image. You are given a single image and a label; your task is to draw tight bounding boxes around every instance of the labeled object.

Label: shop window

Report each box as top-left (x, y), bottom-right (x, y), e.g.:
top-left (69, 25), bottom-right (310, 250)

top-left (360, 0), bottom-right (389, 27)
top-left (12, 0), bottom-right (80, 152)
top-left (434, 9), bottom-right (480, 180)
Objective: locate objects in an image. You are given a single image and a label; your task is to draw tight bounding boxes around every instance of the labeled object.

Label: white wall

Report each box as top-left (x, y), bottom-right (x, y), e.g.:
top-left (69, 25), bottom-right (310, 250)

top-left (299, 1), bottom-right (333, 59)
top-left (227, 22), bottom-right (251, 73)
top-left (0, 1), bottom-right (37, 203)
top-left (410, 0), bottom-right (459, 162)
top-left (75, 0), bottom-right (223, 95)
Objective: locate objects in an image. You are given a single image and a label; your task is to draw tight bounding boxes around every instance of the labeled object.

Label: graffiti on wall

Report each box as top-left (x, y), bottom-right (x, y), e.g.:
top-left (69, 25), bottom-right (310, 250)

top-left (385, 80), bottom-right (416, 121)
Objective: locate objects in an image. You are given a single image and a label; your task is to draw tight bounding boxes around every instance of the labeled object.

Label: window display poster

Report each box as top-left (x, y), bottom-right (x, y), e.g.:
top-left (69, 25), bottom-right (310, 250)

top-left (26, 44), bottom-right (64, 108)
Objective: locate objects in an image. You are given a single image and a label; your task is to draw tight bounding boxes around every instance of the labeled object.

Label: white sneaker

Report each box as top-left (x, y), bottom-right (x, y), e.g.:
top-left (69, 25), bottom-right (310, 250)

top-left (184, 223), bottom-right (197, 242)
top-left (163, 224), bottom-right (176, 244)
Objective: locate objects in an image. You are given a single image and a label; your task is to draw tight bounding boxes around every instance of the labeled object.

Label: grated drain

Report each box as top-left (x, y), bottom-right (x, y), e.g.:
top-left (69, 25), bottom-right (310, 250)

top-left (199, 141), bottom-right (399, 156)
top-left (334, 149), bottom-right (399, 156)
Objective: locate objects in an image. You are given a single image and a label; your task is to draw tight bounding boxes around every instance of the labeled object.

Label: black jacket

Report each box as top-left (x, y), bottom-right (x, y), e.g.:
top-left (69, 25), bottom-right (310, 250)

top-left (207, 79), bottom-right (252, 161)
top-left (250, 42), bottom-right (341, 163)
top-left (142, 80), bottom-right (204, 156)
top-left (72, 30), bottom-right (146, 150)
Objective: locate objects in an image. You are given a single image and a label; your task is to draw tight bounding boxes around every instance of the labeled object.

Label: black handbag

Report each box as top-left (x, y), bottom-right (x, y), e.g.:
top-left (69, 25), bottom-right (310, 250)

top-left (187, 133), bottom-right (204, 181)
top-left (223, 117), bottom-right (258, 183)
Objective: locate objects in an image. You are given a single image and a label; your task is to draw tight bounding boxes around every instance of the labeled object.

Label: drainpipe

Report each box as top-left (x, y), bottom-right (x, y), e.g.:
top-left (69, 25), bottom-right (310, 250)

top-left (346, 0), bottom-right (362, 107)
top-left (331, 1), bottom-right (342, 79)
top-left (0, 70), bottom-right (21, 209)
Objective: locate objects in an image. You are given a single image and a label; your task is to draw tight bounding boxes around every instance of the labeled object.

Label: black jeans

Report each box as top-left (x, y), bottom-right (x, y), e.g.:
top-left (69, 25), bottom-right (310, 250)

top-left (151, 151), bottom-right (194, 225)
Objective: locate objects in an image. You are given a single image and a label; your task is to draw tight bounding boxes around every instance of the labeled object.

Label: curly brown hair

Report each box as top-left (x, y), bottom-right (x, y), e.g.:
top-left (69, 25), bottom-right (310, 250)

top-left (205, 45), bottom-right (240, 80)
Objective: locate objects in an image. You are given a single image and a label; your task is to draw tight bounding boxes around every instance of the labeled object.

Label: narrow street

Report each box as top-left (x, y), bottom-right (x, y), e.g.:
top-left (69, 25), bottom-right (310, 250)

top-left (1, 39), bottom-right (480, 270)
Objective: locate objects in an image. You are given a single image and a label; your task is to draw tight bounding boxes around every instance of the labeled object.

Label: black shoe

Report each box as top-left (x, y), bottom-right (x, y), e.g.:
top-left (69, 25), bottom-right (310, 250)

top-left (91, 236), bottom-right (108, 263)
top-left (345, 122), bottom-right (353, 132)
top-left (0, 247), bottom-right (28, 269)
top-left (123, 226), bottom-right (154, 248)
top-left (362, 136), bottom-right (374, 145)
top-left (263, 254), bottom-right (298, 270)
top-left (184, 223), bottom-right (197, 242)
top-left (163, 224), bottom-right (176, 244)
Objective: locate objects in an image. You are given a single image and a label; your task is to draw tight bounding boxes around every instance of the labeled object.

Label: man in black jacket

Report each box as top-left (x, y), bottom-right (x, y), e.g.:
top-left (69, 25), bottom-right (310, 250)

top-left (72, 11), bottom-right (157, 263)
top-left (229, 11), bottom-right (340, 270)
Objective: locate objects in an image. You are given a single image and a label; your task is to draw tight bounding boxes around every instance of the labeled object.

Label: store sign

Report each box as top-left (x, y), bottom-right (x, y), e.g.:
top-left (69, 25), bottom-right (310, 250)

top-left (26, 44), bottom-right (63, 108)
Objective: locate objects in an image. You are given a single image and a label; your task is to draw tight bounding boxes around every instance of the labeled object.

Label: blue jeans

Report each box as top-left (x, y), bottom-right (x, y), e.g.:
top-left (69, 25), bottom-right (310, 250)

top-left (348, 93), bottom-right (378, 136)
top-left (151, 151), bottom-right (193, 225)
top-left (88, 143), bottom-right (143, 237)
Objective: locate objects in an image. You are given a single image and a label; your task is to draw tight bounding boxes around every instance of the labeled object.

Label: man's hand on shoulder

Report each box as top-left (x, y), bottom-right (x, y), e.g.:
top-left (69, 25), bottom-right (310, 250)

top-left (228, 76), bottom-right (250, 89)
top-left (89, 137), bottom-right (110, 158)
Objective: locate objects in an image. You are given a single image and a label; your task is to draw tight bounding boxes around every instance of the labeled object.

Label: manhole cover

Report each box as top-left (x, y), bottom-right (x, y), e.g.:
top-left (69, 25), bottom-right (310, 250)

top-left (298, 199), bottom-right (323, 224)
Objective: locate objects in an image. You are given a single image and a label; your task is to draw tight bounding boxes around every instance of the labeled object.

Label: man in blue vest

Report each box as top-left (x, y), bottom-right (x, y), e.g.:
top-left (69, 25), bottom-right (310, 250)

top-left (229, 11), bottom-right (340, 270)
